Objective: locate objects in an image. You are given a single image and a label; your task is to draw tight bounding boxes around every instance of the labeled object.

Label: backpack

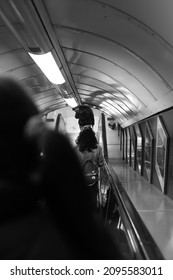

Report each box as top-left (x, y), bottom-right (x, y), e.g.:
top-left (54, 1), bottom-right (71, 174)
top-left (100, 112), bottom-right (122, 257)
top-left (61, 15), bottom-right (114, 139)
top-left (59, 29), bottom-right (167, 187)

top-left (82, 157), bottom-right (99, 186)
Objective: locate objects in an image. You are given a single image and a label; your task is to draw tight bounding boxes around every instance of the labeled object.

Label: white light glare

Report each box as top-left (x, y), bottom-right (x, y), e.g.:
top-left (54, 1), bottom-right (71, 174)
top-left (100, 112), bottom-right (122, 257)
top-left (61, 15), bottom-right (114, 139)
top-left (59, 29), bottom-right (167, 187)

top-left (29, 52), bottom-right (65, 84)
top-left (64, 97), bottom-right (78, 108)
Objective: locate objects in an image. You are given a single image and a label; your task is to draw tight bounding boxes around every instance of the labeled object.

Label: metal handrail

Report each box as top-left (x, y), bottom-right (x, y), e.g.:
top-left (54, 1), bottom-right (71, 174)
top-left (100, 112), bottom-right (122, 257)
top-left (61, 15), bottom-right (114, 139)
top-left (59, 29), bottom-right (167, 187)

top-left (55, 113), bottom-right (66, 134)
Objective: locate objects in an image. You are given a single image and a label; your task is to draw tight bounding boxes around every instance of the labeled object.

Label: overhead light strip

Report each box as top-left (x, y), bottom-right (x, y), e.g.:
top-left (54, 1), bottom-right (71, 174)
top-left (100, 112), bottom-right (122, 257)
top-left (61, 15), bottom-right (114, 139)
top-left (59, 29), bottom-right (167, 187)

top-left (64, 97), bottom-right (78, 108)
top-left (29, 52), bottom-right (65, 85)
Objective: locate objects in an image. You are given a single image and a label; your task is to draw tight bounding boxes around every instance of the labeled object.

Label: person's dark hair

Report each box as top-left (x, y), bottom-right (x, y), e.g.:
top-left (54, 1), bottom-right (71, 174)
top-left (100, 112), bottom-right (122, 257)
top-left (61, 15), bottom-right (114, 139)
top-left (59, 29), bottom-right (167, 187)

top-left (73, 105), bottom-right (95, 126)
top-left (76, 126), bottom-right (98, 152)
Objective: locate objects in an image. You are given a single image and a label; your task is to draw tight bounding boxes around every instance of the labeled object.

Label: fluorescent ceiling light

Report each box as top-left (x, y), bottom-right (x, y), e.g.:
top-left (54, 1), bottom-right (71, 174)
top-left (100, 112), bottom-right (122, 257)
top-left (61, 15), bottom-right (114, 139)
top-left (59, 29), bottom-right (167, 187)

top-left (64, 97), bottom-right (78, 108)
top-left (29, 52), bottom-right (65, 84)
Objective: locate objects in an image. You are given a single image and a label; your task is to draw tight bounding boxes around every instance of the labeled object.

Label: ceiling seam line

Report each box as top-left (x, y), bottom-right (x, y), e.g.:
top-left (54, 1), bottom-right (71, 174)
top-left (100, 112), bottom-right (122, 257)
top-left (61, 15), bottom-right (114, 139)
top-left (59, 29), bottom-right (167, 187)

top-left (64, 46), bottom-right (161, 100)
top-left (57, 26), bottom-right (172, 91)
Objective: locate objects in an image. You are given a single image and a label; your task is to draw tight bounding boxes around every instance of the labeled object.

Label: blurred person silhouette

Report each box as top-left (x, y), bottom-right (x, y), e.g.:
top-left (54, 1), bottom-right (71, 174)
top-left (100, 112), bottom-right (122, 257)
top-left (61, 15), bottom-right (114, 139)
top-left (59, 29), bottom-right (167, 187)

top-left (0, 76), bottom-right (123, 259)
top-left (0, 75), bottom-right (74, 259)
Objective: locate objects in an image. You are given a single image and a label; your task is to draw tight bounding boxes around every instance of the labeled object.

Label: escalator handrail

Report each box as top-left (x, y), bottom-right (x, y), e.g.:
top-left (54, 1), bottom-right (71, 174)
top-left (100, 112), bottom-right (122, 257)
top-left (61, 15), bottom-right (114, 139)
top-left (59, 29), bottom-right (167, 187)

top-left (55, 113), bottom-right (66, 134)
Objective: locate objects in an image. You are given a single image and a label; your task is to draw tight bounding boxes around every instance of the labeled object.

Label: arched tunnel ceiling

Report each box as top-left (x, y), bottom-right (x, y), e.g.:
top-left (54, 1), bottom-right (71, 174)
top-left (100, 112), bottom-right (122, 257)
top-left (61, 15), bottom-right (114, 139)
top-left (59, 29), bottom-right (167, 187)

top-left (0, 0), bottom-right (173, 127)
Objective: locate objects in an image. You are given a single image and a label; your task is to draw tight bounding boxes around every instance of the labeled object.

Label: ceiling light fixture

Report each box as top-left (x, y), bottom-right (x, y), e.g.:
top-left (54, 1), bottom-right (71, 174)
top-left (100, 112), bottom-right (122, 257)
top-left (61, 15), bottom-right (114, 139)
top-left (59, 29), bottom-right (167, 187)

top-left (29, 52), bottom-right (65, 85)
top-left (64, 97), bottom-right (78, 108)
top-left (0, 0), bottom-right (79, 105)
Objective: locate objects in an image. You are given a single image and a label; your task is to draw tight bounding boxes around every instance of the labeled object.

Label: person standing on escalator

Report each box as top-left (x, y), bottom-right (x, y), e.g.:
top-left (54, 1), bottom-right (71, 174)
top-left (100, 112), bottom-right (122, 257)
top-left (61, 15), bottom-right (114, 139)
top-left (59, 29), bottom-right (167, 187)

top-left (74, 124), bottom-right (105, 209)
top-left (73, 105), bottom-right (106, 209)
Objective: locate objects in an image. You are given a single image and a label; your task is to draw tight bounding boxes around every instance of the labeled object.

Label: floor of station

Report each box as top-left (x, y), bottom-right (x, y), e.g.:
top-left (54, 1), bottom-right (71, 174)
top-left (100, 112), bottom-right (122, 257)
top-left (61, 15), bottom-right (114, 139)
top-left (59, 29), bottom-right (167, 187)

top-left (106, 123), bottom-right (173, 260)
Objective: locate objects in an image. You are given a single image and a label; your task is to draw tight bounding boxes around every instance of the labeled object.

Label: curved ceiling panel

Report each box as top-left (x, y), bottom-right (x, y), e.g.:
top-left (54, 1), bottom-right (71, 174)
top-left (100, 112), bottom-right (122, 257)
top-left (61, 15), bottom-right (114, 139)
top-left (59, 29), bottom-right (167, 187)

top-left (0, 0), bottom-right (173, 127)
top-left (44, 0), bottom-right (173, 125)
top-left (104, 0), bottom-right (173, 47)
top-left (58, 29), bottom-right (167, 101)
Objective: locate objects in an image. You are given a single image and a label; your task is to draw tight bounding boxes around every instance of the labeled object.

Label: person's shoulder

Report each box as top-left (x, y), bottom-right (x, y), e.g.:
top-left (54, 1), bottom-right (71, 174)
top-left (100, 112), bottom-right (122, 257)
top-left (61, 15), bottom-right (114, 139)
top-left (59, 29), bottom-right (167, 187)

top-left (73, 145), bottom-right (79, 151)
top-left (95, 144), bottom-right (102, 152)
top-left (73, 145), bottom-right (82, 158)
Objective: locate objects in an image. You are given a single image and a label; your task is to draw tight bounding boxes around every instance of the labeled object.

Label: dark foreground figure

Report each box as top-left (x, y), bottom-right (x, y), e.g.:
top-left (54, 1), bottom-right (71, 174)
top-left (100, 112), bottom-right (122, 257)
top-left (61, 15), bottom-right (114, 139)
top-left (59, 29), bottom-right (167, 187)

top-left (0, 76), bottom-right (124, 259)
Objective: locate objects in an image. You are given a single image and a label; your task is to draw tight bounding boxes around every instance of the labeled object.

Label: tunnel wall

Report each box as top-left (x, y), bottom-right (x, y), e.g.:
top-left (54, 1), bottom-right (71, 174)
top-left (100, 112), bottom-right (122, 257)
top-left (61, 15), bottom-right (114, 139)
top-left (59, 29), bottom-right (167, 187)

top-left (124, 107), bottom-right (173, 200)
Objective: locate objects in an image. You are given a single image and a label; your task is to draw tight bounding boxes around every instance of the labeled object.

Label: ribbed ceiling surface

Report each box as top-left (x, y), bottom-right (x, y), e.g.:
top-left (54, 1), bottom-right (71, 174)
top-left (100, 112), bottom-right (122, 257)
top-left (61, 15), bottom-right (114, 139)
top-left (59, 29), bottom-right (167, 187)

top-left (0, 0), bottom-right (173, 127)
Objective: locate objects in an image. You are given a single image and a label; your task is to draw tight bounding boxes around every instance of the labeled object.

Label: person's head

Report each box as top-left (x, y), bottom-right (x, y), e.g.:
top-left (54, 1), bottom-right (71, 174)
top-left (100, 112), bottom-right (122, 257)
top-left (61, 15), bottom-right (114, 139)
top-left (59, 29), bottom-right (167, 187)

top-left (73, 105), bottom-right (95, 129)
top-left (0, 75), bottom-right (42, 182)
top-left (75, 125), bottom-right (98, 152)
